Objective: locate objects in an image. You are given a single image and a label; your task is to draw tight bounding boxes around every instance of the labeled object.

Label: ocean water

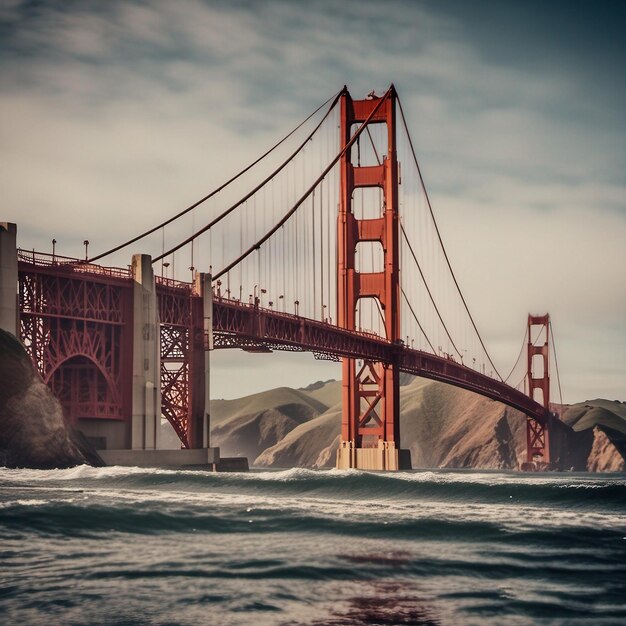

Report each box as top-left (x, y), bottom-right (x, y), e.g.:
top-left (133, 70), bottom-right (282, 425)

top-left (1, 467), bottom-right (625, 626)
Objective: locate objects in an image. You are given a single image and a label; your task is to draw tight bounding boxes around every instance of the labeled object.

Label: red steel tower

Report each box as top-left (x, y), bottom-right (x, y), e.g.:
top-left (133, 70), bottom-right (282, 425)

top-left (336, 87), bottom-right (410, 470)
top-left (526, 313), bottom-right (551, 465)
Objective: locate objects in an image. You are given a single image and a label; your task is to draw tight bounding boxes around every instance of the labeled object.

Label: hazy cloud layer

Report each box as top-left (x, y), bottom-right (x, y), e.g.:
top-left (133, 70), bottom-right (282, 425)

top-left (1, 0), bottom-right (624, 401)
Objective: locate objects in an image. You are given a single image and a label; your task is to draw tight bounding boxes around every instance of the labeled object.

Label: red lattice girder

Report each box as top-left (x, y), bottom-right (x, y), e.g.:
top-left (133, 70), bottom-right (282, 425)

top-left (18, 262), bottom-right (131, 425)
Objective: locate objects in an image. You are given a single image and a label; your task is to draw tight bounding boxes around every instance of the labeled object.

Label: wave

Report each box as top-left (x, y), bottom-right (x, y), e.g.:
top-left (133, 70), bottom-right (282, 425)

top-left (0, 466), bottom-right (626, 530)
top-left (1, 496), bottom-right (624, 553)
top-left (2, 465), bottom-right (625, 510)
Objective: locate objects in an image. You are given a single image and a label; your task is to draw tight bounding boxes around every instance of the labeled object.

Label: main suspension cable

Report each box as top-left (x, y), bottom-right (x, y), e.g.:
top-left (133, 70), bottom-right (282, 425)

top-left (549, 321), bottom-right (564, 409)
top-left (401, 287), bottom-right (436, 353)
top-left (152, 89), bottom-right (344, 265)
top-left (213, 88), bottom-right (391, 280)
top-left (503, 326), bottom-right (528, 384)
top-left (87, 90), bottom-right (341, 264)
top-left (400, 223), bottom-right (463, 361)
top-left (397, 95), bottom-right (503, 381)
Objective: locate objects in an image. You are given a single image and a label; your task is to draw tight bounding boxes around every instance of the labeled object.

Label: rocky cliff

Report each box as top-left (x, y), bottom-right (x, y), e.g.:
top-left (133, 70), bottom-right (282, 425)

top-left (562, 399), bottom-right (626, 472)
top-left (0, 329), bottom-right (103, 469)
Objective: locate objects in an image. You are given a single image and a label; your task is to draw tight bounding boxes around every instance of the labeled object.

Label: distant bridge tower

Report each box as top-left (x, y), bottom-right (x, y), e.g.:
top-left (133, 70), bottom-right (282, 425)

top-left (526, 313), bottom-right (551, 466)
top-left (336, 87), bottom-right (410, 470)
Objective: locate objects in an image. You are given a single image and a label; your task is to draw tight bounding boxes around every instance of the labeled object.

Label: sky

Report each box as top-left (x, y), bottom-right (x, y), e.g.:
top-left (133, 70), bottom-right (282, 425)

top-left (1, 0), bottom-right (624, 403)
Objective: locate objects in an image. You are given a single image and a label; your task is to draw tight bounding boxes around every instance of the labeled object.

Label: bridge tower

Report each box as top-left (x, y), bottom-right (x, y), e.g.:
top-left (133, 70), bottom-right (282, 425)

top-left (526, 313), bottom-right (551, 466)
top-left (336, 87), bottom-right (410, 471)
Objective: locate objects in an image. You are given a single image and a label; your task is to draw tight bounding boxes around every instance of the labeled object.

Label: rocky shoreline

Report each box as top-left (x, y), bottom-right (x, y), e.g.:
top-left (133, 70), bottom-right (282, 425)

top-left (0, 330), bottom-right (103, 469)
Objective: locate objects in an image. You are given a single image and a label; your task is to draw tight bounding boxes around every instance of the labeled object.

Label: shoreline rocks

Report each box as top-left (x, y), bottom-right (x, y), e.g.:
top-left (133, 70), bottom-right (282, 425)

top-left (0, 329), bottom-right (103, 469)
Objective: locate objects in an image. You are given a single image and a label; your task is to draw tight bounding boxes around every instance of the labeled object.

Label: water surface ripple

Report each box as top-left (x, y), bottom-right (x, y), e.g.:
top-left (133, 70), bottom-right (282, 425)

top-left (1, 466), bottom-right (625, 625)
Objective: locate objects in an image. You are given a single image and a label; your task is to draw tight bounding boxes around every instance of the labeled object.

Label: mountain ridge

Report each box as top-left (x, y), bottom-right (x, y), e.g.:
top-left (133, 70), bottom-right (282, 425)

top-left (208, 377), bottom-right (625, 471)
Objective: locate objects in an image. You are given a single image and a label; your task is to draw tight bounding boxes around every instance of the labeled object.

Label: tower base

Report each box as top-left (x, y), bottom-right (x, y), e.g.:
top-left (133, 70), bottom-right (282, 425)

top-left (336, 440), bottom-right (412, 471)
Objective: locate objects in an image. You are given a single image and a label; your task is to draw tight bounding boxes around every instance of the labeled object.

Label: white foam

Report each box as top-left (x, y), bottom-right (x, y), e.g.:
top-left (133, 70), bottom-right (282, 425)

top-left (0, 498), bottom-right (48, 508)
top-left (3, 464), bottom-right (623, 487)
top-left (0, 464), bottom-right (202, 483)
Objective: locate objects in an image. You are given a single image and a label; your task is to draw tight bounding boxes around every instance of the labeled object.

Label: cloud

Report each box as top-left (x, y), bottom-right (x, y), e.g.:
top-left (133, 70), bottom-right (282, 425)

top-left (1, 0), bottom-right (623, 401)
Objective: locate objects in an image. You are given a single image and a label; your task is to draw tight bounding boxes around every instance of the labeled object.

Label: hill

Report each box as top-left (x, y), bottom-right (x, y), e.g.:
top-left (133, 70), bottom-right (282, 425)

top-left (563, 400), bottom-right (626, 434)
top-left (210, 377), bottom-right (625, 471)
top-left (256, 377), bottom-right (529, 469)
top-left (561, 399), bottom-right (626, 470)
top-left (209, 386), bottom-right (328, 459)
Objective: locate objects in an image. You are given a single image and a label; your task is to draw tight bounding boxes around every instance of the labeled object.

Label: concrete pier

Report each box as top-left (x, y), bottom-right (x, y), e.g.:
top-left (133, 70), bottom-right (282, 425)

top-left (97, 447), bottom-right (248, 471)
top-left (131, 254), bottom-right (161, 450)
top-left (0, 223), bottom-right (18, 337)
top-left (99, 447), bottom-right (219, 468)
top-left (201, 272), bottom-right (213, 448)
top-left (336, 440), bottom-right (412, 470)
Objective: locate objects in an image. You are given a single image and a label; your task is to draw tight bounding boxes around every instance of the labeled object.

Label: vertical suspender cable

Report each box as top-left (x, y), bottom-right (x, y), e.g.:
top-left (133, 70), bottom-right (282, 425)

top-left (400, 224), bottom-right (463, 360)
top-left (152, 91), bottom-right (343, 266)
top-left (88, 91), bottom-right (341, 263)
top-left (213, 89), bottom-right (391, 281)
top-left (504, 326), bottom-right (528, 384)
top-left (549, 321), bottom-right (564, 410)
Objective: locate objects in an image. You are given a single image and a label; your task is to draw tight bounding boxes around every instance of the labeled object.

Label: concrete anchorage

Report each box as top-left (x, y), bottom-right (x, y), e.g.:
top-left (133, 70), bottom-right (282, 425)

top-left (131, 254), bottom-right (161, 451)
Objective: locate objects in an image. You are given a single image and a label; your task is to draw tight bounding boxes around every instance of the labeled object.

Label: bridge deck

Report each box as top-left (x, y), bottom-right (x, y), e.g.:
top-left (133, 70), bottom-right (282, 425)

top-left (17, 251), bottom-right (550, 426)
top-left (211, 296), bottom-right (549, 422)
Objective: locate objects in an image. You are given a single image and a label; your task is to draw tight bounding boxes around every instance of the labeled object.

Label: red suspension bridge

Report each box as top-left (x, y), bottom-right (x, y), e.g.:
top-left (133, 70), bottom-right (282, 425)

top-left (1, 86), bottom-right (563, 470)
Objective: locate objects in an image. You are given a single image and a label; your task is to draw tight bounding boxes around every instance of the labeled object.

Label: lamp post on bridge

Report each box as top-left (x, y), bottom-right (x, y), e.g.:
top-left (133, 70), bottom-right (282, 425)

top-left (83, 240), bottom-right (89, 261)
top-left (52, 239), bottom-right (57, 264)
top-left (253, 286), bottom-right (267, 307)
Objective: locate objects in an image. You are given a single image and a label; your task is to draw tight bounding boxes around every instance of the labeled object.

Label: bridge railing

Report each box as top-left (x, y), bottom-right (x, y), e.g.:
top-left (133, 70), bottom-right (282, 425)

top-left (211, 292), bottom-right (384, 340)
top-left (216, 299), bottom-right (383, 346)
top-left (155, 275), bottom-right (194, 291)
top-left (18, 249), bottom-right (131, 280)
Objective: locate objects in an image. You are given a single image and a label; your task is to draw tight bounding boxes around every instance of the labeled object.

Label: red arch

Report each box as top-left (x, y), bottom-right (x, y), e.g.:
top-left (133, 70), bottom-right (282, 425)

top-left (44, 352), bottom-right (122, 411)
